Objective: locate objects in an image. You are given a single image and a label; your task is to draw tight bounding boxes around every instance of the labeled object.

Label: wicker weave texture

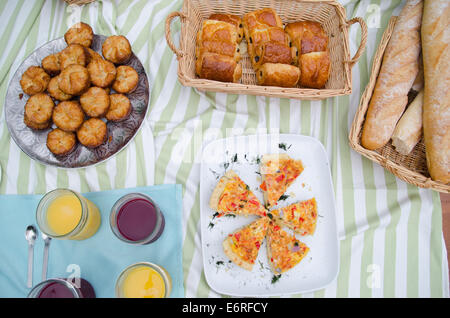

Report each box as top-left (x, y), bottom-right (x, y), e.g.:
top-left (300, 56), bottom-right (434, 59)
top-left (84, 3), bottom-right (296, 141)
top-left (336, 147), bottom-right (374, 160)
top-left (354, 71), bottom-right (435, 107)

top-left (165, 0), bottom-right (367, 100)
top-left (349, 17), bottom-right (449, 193)
top-left (64, 0), bottom-right (96, 5)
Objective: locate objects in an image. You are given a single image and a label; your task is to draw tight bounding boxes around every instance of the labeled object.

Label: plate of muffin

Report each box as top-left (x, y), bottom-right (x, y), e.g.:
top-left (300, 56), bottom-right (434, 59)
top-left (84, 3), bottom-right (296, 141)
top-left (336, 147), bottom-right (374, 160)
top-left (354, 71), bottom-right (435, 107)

top-left (4, 22), bottom-right (149, 168)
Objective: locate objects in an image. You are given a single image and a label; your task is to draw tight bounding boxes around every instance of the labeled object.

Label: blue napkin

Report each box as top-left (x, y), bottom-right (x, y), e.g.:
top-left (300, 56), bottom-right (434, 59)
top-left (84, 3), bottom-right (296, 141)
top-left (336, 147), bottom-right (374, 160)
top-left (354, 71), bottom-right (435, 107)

top-left (0, 184), bottom-right (184, 298)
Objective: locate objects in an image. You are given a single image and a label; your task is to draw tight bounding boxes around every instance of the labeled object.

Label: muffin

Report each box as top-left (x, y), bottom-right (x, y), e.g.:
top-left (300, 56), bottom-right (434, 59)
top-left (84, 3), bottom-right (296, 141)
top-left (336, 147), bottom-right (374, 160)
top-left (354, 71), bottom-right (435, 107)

top-left (112, 65), bottom-right (138, 93)
top-left (47, 76), bottom-right (73, 101)
top-left (41, 53), bottom-right (61, 76)
top-left (58, 64), bottom-right (90, 95)
top-left (52, 100), bottom-right (85, 132)
top-left (87, 58), bottom-right (116, 88)
top-left (64, 22), bottom-right (94, 48)
top-left (46, 128), bottom-right (77, 156)
top-left (20, 66), bottom-right (51, 95)
top-left (106, 93), bottom-right (132, 122)
top-left (24, 93), bottom-right (54, 126)
top-left (102, 35), bottom-right (132, 64)
top-left (80, 86), bottom-right (110, 117)
top-left (59, 44), bottom-right (87, 70)
top-left (77, 118), bottom-right (107, 148)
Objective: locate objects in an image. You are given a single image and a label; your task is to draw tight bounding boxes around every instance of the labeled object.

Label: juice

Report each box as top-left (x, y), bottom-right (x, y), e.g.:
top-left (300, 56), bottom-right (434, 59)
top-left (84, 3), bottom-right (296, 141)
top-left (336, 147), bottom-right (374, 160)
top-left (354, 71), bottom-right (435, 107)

top-left (37, 189), bottom-right (101, 240)
top-left (117, 263), bottom-right (171, 298)
top-left (110, 193), bottom-right (164, 244)
top-left (31, 278), bottom-right (96, 298)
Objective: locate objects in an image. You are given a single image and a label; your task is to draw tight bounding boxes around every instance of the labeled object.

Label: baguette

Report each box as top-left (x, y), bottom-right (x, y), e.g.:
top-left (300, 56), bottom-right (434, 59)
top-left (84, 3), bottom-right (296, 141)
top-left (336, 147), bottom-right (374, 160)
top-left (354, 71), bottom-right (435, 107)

top-left (421, 0), bottom-right (450, 183)
top-left (391, 90), bottom-right (423, 155)
top-left (361, 0), bottom-right (423, 150)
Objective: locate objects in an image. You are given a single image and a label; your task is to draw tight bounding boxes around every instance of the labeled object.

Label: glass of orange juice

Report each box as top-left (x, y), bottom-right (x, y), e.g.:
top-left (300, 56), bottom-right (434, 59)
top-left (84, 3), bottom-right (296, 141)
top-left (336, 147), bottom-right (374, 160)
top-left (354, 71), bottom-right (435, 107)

top-left (115, 262), bottom-right (172, 298)
top-left (36, 189), bottom-right (101, 240)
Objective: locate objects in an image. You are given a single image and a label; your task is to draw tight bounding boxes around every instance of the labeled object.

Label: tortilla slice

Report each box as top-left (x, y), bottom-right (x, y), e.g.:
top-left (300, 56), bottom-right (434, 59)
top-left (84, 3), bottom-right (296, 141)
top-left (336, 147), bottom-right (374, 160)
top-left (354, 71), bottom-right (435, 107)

top-left (210, 169), bottom-right (267, 217)
top-left (223, 217), bottom-right (270, 271)
top-left (266, 221), bottom-right (309, 274)
top-left (269, 198), bottom-right (317, 236)
top-left (259, 154), bottom-right (304, 209)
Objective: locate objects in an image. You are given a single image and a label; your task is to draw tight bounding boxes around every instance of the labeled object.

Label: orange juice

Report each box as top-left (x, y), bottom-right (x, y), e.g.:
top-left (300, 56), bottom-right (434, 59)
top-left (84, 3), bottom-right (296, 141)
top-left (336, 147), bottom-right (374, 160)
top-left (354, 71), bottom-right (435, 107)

top-left (37, 189), bottom-right (101, 240)
top-left (116, 263), bottom-right (172, 298)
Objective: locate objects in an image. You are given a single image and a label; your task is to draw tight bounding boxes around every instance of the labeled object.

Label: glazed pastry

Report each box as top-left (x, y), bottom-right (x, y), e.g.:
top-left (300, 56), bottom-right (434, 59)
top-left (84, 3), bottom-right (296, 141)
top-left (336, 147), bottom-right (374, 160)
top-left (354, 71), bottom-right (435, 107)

top-left (80, 86), bottom-right (110, 118)
top-left (252, 41), bottom-right (292, 68)
top-left (195, 52), bottom-right (242, 83)
top-left (112, 65), bottom-right (139, 93)
top-left (41, 53), bottom-right (61, 76)
top-left (47, 76), bottom-right (73, 101)
top-left (77, 118), bottom-right (108, 148)
top-left (102, 35), bottom-right (132, 64)
top-left (247, 26), bottom-right (290, 63)
top-left (243, 8), bottom-right (283, 43)
top-left (106, 93), bottom-right (132, 122)
top-left (256, 63), bottom-right (300, 87)
top-left (59, 44), bottom-right (87, 69)
top-left (197, 19), bottom-right (239, 45)
top-left (195, 41), bottom-right (240, 61)
top-left (24, 93), bottom-right (54, 126)
top-left (52, 100), bottom-right (85, 132)
top-left (285, 21), bottom-right (328, 55)
top-left (299, 51), bottom-right (330, 88)
top-left (20, 66), bottom-right (50, 96)
top-left (87, 58), bottom-right (116, 88)
top-left (46, 128), bottom-right (77, 156)
top-left (64, 22), bottom-right (94, 48)
top-left (24, 113), bottom-right (51, 130)
top-left (208, 13), bottom-right (244, 43)
top-left (58, 64), bottom-right (90, 95)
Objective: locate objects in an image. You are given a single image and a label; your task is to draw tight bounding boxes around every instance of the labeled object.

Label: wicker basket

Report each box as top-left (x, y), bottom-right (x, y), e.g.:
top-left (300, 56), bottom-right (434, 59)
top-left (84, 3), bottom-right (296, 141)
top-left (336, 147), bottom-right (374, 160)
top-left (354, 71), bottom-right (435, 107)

top-left (165, 0), bottom-right (367, 100)
top-left (349, 17), bottom-right (449, 193)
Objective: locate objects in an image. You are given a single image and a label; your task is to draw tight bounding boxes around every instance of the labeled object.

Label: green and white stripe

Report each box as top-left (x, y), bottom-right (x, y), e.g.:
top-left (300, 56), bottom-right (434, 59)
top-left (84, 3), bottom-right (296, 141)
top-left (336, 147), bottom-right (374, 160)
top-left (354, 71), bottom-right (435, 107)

top-left (0, 0), bottom-right (447, 298)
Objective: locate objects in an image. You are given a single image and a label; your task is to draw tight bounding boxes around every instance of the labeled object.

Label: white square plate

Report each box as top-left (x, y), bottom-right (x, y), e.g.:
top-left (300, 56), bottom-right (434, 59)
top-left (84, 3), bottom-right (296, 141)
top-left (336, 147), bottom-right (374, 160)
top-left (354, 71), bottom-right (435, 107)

top-left (200, 134), bottom-right (339, 297)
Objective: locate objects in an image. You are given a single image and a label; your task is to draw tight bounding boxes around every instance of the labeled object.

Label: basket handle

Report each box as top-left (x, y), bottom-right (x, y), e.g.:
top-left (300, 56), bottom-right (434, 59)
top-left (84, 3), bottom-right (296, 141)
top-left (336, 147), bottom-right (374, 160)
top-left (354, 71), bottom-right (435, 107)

top-left (165, 11), bottom-right (187, 60)
top-left (345, 17), bottom-right (368, 68)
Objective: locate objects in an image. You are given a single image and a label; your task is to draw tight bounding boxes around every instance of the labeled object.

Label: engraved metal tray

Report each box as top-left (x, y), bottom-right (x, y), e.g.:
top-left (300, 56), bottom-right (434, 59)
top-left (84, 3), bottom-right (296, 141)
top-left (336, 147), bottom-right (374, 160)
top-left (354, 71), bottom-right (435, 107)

top-left (4, 35), bottom-right (149, 168)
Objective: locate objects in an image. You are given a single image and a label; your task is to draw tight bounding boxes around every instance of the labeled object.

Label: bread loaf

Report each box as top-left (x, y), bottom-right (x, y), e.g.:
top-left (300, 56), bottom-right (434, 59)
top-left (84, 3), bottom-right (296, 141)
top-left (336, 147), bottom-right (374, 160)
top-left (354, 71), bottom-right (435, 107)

top-left (361, 0), bottom-right (423, 150)
top-left (421, 0), bottom-right (450, 183)
top-left (391, 90), bottom-right (423, 155)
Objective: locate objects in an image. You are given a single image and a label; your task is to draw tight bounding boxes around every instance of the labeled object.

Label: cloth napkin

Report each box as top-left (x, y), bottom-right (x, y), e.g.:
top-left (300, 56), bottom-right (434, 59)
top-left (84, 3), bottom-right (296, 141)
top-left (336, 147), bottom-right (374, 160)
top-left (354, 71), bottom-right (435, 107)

top-left (0, 184), bottom-right (184, 298)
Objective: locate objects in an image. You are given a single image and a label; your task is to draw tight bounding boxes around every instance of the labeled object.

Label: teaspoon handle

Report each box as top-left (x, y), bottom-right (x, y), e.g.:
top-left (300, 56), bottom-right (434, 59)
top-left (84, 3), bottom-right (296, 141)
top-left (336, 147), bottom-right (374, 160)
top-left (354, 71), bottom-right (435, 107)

top-left (27, 244), bottom-right (34, 288)
top-left (42, 243), bottom-right (49, 281)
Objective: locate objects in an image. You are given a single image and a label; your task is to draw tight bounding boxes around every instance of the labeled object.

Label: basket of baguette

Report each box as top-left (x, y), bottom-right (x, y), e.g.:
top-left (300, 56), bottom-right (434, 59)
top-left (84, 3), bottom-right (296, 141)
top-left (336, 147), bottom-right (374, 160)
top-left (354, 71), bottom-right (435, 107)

top-left (165, 0), bottom-right (367, 100)
top-left (349, 0), bottom-right (449, 193)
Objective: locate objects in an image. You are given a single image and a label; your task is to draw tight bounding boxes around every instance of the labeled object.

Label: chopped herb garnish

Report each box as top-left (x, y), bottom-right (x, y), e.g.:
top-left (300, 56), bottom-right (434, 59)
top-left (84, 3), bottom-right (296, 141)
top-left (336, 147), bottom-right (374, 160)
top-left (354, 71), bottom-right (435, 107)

top-left (278, 194), bottom-right (289, 201)
top-left (271, 274), bottom-right (282, 284)
top-left (212, 212), bottom-right (220, 219)
top-left (231, 153), bottom-right (238, 163)
top-left (208, 222), bottom-right (215, 229)
top-left (267, 213), bottom-right (273, 219)
top-left (278, 143), bottom-right (292, 151)
top-left (255, 156), bottom-right (261, 164)
top-left (224, 214), bottom-right (236, 218)
top-left (294, 241), bottom-right (299, 247)
top-left (255, 171), bottom-right (261, 176)
top-left (216, 261), bottom-right (224, 266)
top-left (223, 162), bottom-right (230, 170)
top-left (245, 184), bottom-right (250, 190)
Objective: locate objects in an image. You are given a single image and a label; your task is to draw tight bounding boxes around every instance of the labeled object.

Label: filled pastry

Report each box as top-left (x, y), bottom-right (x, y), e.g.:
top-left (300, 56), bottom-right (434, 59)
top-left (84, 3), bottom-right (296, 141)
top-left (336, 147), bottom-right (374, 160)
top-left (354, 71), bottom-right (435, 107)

top-left (77, 118), bottom-right (108, 148)
top-left (284, 21), bottom-right (328, 56)
top-left (41, 53), bottom-right (61, 76)
top-left (87, 58), bottom-right (117, 88)
top-left (102, 35), bottom-right (132, 64)
top-left (46, 128), bottom-right (77, 156)
top-left (208, 13), bottom-right (244, 43)
top-left (20, 66), bottom-right (51, 96)
top-left (299, 51), bottom-right (330, 89)
top-left (46, 76), bottom-right (73, 101)
top-left (112, 65), bottom-right (139, 93)
top-left (24, 93), bottom-right (54, 128)
top-left (195, 52), bottom-right (242, 83)
top-left (58, 64), bottom-right (90, 95)
top-left (80, 86), bottom-right (111, 118)
top-left (59, 44), bottom-right (87, 69)
top-left (252, 41), bottom-right (293, 68)
top-left (64, 22), bottom-right (94, 48)
top-left (106, 93), bottom-right (132, 122)
top-left (52, 100), bottom-right (85, 132)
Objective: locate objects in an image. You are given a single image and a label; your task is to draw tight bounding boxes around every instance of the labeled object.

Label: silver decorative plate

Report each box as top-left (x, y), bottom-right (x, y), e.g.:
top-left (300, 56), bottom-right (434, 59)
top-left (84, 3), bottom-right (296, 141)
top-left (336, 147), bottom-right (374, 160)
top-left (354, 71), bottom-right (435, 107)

top-left (4, 35), bottom-right (149, 168)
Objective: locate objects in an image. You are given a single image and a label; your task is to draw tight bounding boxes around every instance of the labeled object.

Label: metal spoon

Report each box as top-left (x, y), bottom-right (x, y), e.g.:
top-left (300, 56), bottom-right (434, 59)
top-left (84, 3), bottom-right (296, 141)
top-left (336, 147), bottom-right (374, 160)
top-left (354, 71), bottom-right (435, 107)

top-left (41, 232), bottom-right (52, 281)
top-left (25, 225), bottom-right (37, 288)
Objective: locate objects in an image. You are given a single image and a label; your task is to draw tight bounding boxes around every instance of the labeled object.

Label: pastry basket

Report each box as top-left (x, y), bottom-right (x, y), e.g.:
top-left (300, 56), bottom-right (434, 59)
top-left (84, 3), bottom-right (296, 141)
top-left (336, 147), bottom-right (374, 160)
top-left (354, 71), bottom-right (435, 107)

top-left (165, 0), bottom-right (367, 100)
top-left (349, 16), bottom-right (449, 193)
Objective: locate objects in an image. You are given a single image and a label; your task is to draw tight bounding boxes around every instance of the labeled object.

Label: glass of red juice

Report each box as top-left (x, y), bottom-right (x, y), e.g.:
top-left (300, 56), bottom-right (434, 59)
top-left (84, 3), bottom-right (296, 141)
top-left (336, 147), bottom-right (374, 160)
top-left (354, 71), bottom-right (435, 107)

top-left (110, 193), bottom-right (165, 244)
top-left (27, 278), bottom-right (96, 298)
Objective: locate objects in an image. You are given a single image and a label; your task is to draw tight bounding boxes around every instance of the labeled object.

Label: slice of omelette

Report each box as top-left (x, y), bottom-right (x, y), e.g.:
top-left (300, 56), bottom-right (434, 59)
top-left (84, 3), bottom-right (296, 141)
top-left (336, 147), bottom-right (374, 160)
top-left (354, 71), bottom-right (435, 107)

top-left (223, 217), bottom-right (270, 271)
top-left (210, 169), bottom-right (268, 217)
top-left (266, 221), bottom-right (309, 274)
top-left (269, 198), bottom-right (318, 236)
top-left (259, 154), bottom-right (304, 209)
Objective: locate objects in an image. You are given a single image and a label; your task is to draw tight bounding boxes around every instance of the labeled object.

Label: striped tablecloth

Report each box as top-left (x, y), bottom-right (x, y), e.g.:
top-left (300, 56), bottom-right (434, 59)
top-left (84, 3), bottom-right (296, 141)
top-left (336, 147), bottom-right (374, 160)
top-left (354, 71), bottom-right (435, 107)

top-left (0, 0), bottom-right (448, 298)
